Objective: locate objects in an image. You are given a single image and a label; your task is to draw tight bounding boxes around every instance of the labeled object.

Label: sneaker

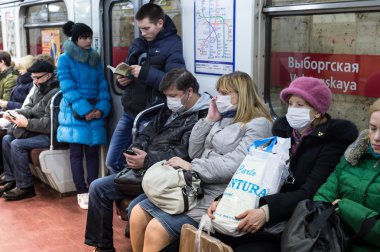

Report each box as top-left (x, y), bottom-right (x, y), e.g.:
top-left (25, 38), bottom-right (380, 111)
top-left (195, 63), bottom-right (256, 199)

top-left (77, 193), bottom-right (89, 209)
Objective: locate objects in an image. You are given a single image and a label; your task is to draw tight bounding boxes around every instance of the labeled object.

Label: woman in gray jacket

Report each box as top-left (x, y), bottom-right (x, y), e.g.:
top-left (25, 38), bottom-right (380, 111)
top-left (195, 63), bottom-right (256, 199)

top-left (128, 71), bottom-right (273, 252)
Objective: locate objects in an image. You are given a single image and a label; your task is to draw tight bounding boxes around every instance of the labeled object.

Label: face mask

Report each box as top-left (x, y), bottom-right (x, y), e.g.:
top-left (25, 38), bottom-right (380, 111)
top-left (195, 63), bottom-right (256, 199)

top-left (286, 107), bottom-right (314, 130)
top-left (167, 90), bottom-right (190, 113)
top-left (166, 96), bottom-right (183, 112)
top-left (216, 95), bottom-right (236, 113)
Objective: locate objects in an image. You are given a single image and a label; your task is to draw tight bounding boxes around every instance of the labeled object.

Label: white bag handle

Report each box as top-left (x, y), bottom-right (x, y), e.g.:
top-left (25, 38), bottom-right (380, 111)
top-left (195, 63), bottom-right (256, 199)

top-left (195, 214), bottom-right (214, 252)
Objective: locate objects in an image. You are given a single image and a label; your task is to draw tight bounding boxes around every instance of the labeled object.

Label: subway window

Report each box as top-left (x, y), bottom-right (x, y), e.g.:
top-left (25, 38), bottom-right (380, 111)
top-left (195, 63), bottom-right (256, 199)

top-left (268, 12), bottom-right (380, 130)
top-left (111, 1), bottom-right (135, 66)
top-left (0, 19), bottom-right (2, 50)
top-left (4, 10), bottom-right (16, 56)
top-left (25, 2), bottom-right (68, 60)
top-left (151, 0), bottom-right (182, 37)
top-left (109, 0), bottom-right (182, 94)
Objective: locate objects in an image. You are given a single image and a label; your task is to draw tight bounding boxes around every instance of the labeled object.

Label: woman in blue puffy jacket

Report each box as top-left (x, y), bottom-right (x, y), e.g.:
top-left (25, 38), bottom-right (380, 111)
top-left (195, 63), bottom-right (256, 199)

top-left (57, 21), bottom-right (111, 209)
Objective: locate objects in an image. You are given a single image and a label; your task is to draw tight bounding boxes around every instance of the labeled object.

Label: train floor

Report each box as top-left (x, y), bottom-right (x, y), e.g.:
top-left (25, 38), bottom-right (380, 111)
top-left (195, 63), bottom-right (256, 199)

top-left (0, 179), bottom-right (132, 252)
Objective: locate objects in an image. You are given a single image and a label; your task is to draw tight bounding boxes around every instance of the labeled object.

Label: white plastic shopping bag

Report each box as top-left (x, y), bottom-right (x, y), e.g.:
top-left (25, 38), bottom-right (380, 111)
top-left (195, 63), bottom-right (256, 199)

top-left (212, 136), bottom-right (290, 236)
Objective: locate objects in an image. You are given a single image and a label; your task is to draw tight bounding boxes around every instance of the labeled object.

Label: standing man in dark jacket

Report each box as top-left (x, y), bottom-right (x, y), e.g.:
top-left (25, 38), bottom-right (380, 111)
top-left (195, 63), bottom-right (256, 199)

top-left (106, 3), bottom-right (186, 174)
top-left (85, 69), bottom-right (210, 252)
top-left (0, 59), bottom-right (60, 201)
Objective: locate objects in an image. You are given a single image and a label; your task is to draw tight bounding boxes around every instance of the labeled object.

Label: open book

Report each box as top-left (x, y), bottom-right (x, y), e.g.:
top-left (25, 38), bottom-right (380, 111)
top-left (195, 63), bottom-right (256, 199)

top-left (107, 62), bottom-right (133, 77)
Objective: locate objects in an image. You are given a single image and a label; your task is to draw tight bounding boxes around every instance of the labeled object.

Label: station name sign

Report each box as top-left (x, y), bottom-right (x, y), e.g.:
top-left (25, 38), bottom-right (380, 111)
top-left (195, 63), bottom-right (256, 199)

top-left (271, 52), bottom-right (380, 98)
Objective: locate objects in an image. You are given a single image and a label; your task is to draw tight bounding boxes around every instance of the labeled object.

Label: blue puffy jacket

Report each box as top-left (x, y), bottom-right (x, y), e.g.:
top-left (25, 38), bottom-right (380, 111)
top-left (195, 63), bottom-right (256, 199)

top-left (57, 40), bottom-right (111, 145)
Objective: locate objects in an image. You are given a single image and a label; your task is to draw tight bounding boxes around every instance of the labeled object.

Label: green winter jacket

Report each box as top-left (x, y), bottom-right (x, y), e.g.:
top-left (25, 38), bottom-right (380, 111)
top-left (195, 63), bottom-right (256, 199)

top-left (0, 66), bottom-right (18, 100)
top-left (314, 130), bottom-right (380, 252)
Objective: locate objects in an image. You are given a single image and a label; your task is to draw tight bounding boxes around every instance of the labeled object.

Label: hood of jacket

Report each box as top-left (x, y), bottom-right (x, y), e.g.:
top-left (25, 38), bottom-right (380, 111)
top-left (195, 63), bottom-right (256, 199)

top-left (165, 92), bottom-right (211, 125)
top-left (184, 92), bottom-right (211, 114)
top-left (0, 66), bottom-right (18, 79)
top-left (17, 72), bottom-right (33, 85)
top-left (344, 129), bottom-right (370, 166)
top-left (62, 40), bottom-right (100, 67)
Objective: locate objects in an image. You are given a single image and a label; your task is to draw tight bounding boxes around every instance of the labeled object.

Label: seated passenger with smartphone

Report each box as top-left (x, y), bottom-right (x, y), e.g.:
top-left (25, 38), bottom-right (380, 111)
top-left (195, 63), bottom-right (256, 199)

top-left (84, 68), bottom-right (211, 252)
top-left (0, 58), bottom-right (60, 200)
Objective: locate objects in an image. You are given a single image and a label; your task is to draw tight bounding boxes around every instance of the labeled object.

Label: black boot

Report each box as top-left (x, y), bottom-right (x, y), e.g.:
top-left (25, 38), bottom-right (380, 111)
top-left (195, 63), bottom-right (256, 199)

top-left (0, 173), bottom-right (8, 186)
top-left (93, 247), bottom-right (116, 252)
top-left (3, 186), bottom-right (36, 201)
top-left (0, 181), bottom-right (16, 196)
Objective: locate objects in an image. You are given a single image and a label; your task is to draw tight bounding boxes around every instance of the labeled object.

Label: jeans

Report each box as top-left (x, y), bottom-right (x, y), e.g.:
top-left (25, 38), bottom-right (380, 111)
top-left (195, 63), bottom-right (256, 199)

top-left (3, 134), bottom-right (50, 188)
top-left (70, 143), bottom-right (99, 194)
top-left (105, 112), bottom-right (135, 174)
top-left (85, 174), bottom-right (129, 249)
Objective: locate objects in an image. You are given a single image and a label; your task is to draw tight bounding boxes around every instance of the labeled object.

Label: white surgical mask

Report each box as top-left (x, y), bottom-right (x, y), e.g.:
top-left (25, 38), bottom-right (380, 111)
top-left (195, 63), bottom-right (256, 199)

top-left (216, 95), bottom-right (236, 113)
top-left (286, 107), bottom-right (314, 130)
top-left (166, 96), bottom-right (183, 112)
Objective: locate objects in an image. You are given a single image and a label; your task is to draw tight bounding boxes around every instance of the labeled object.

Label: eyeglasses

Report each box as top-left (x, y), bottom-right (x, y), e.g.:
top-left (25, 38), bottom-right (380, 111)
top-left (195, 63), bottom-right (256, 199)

top-left (31, 73), bottom-right (49, 81)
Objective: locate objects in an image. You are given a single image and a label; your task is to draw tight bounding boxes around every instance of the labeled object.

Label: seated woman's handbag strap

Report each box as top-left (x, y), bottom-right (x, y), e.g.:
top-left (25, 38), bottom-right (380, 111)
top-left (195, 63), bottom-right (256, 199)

top-left (308, 204), bottom-right (337, 237)
top-left (353, 214), bottom-right (380, 240)
top-left (182, 170), bottom-right (203, 212)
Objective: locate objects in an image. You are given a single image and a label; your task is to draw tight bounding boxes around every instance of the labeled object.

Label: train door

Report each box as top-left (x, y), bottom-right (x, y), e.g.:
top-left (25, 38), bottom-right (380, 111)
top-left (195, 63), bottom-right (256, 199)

top-left (22, 1), bottom-right (68, 64)
top-left (262, 0), bottom-right (380, 130)
top-left (0, 12), bottom-right (4, 51)
top-left (103, 0), bottom-right (138, 132)
top-left (103, 0), bottom-right (182, 132)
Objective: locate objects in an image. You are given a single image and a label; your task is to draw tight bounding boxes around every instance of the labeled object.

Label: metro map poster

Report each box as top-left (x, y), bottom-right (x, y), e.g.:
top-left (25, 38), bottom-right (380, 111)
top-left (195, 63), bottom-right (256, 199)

top-left (194, 0), bottom-right (235, 75)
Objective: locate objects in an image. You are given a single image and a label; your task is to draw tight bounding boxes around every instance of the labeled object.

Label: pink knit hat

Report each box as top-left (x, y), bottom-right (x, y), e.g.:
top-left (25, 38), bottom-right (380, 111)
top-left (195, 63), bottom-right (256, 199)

top-left (280, 77), bottom-right (332, 114)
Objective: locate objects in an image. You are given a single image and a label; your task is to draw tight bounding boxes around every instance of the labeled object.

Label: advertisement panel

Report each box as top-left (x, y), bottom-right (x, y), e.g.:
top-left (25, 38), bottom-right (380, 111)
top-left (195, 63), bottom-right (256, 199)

top-left (271, 52), bottom-right (380, 98)
top-left (41, 29), bottom-right (61, 65)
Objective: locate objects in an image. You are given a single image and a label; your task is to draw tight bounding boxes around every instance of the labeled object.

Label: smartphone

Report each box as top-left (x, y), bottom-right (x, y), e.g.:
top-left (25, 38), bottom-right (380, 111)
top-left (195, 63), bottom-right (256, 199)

top-left (7, 111), bottom-right (16, 120)
top-left (124, 149), bottom-right (137, 155)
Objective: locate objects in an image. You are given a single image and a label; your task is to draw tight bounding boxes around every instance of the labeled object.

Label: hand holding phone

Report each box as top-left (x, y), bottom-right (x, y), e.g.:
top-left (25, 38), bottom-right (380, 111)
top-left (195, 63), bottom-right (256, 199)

top-left (7, 111), bottom-right (17, 120)
top-left (124, 149), bottom-right (137, 156)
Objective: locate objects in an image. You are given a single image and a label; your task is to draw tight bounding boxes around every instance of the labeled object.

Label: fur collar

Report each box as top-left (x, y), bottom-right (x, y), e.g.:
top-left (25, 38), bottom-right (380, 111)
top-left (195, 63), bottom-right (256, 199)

top-left (63, 40), bottom-right (100, 67)
top-left (344, 129), bottom-right (369, 166)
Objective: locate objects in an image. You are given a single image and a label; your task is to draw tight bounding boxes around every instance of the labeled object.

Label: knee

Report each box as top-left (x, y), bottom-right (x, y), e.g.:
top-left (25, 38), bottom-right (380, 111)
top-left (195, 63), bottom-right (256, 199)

top-left (88, 177), bottom-right (107, 196)
top-left (10, 139), bottom-right (25, 152)
top-left (2, 135), bottom-right (12, 148)
top-left (145, 219), bottom-right (163, 237)
top-left (145, 219), bottom-right (166, 241)
top-left (130, 205), bottom-right (148, 228)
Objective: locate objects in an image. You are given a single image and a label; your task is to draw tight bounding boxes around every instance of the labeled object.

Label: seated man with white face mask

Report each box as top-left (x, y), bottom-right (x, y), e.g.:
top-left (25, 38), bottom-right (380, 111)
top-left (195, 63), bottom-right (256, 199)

top-left (128, 71), bottom-right (273, 252)
top-left (84, 68), bottom-right (210, 252)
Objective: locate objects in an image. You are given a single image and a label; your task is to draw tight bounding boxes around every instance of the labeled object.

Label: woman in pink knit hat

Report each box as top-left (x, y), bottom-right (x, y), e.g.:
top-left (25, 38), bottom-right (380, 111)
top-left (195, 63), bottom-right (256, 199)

top-left (208, 76), bottom-right (359, 252)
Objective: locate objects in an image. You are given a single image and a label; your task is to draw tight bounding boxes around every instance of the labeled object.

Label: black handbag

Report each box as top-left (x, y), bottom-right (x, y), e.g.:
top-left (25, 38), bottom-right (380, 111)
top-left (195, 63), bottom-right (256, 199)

top-left (263, 221), bottom-right (287, 236)
top-left (281, 200), bottom-right (350, 252)
top-left (114, 166), bottom-right (147, 197)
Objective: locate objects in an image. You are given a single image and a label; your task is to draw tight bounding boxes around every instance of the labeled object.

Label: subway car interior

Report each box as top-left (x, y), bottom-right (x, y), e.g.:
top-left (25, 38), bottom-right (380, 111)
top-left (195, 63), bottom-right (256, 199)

top-left (0, 0), bottom-right (379, 251)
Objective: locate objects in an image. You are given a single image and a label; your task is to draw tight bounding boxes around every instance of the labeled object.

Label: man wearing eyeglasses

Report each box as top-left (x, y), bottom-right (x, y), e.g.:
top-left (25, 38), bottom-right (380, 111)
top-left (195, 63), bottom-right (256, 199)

top-left (0, 57), bottom-right (60, 201)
